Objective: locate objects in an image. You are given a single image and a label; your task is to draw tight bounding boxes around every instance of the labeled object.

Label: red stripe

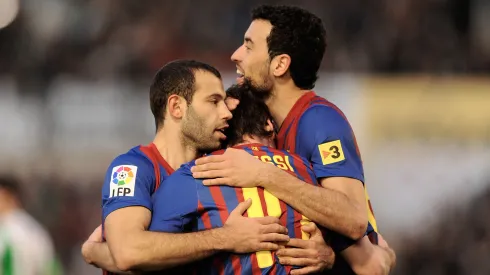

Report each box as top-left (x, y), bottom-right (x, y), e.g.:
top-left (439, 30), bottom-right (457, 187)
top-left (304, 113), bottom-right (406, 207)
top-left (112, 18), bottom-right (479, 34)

top-left (212, 256), bottom-right (226, 275)
top-left (230, 255), bottom-right (243, 275)
top-left (149, 143), bottom-right (175, 175)
top-left (250, 253), bottom-right (262, 274)
top-left (234, 185), bottom-right (248, 217)
top-left (257, 188), bottom-right (269, 216)
top-left (139, 145), bottom-right (162, 192)
top-left (279, 200), bottom-right (288, 229)
top-left (197, 201), bottom-right (212, 229)
top-left (209, 186), bottom-right (229, 224)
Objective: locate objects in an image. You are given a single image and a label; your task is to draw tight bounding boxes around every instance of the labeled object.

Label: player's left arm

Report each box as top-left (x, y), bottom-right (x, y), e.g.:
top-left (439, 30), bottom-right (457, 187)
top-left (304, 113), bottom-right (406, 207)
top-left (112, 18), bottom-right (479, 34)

top-left (271, 106), bottom-right (369, 240)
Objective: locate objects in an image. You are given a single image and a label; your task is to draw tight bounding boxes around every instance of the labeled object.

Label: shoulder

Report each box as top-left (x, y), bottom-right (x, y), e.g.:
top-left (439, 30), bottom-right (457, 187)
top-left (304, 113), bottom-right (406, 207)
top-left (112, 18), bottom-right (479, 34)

top-left (107, 146), bottom-right (156, 175)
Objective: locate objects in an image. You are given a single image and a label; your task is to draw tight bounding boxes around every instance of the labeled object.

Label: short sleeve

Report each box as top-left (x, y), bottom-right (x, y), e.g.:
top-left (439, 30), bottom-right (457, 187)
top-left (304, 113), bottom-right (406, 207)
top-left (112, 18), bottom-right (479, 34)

top-left (148, 164), bottom-right (198, 233)
top-left (102, 153), bottom-right (155, 222)
top-left (295, 105), bottom-right (364, 183)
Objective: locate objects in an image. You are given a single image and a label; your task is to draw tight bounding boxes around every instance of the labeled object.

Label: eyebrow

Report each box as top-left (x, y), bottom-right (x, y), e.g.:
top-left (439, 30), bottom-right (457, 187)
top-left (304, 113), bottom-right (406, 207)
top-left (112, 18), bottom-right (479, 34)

top-left (244, 37), bottom-right (254, 44)
top-left (208, 93), bottom-right (224, 100)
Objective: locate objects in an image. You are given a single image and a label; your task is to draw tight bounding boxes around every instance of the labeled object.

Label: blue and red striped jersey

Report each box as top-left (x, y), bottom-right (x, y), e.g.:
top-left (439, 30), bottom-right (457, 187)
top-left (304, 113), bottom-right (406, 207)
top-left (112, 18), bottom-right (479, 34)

top-left (276, 91), bottom-right (378, 273)
top-left (149, 143), bottom-right (318, 275)
top-left (101, 142), bottom-right (174, 275)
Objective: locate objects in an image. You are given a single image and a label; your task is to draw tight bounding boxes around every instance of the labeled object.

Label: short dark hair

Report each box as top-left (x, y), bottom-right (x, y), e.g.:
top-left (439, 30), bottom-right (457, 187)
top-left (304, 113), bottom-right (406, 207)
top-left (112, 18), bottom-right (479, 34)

top-left (224, 83), bottom-right (275, 147)
top-left (252, 5), bottom-right (326, 90)
top-left (150, 60), bottom-right (222, 130)
top-left (0, 175), bottom-right (21, 198)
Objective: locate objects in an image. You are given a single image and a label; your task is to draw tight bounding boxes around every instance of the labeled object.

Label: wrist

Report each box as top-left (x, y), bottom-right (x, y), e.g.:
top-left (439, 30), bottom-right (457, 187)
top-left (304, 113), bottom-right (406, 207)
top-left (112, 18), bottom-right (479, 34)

top-left (256, 164), bottom-right (276, 188)
top-left (209, 227), bottom-right (231, 252)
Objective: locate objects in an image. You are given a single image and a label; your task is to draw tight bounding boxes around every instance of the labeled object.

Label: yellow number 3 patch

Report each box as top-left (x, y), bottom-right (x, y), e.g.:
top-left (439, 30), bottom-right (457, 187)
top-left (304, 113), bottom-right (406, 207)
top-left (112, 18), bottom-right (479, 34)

top-left (318, 140), bottom-right (345, 165)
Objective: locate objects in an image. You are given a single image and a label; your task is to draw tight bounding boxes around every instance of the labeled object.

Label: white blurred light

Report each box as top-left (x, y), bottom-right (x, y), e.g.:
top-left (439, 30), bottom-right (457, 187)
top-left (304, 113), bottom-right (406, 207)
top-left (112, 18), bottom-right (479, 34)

top-left (0, 0), bottom-right (19, 29)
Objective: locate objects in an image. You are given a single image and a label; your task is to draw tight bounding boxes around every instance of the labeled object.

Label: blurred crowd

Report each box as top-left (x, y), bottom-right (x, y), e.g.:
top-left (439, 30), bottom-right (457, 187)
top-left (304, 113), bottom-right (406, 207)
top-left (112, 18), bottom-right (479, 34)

top-left (1, 0), bottom-right (489, 97)
top-left (396, 182), bottom-right (490, 275)
top-left (1, 0), bottom-right (490, 274)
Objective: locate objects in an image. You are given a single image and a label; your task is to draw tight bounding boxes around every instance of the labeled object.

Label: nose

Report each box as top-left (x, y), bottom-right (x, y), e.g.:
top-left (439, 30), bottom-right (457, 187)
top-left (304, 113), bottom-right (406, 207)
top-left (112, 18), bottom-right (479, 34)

top-left (221, 104), bottom-right (233, 121)
top-left (231, 45), bottom-right (243, 63)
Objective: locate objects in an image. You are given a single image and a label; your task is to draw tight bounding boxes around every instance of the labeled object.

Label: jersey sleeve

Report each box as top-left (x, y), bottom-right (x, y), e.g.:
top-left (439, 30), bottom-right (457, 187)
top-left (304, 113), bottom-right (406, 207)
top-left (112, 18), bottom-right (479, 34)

top-left (148, 164), bottom-right (198, 233)
top-left (296, 105), bottom-right (364, 183)
top-left (101, 153), bottom-right (155, 222)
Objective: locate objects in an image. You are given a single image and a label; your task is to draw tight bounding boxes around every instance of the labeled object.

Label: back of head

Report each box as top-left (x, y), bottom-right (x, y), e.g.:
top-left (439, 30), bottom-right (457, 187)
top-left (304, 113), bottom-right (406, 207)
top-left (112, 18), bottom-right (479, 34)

top-left (223, 83), bottom-right (275, 147)
top-left (150, 60), bottom-right (222, 130)
top-left (251, 5), bottom-right (326, 90)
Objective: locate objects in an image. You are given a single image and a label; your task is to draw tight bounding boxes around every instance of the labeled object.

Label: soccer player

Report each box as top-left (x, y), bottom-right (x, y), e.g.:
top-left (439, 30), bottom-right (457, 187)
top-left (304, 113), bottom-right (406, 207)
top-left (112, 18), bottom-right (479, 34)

top-left (150, 84), bottom-right (392, 275)
top-left (81, 60), bottom-right (291, 274)
top-left (191, 5), bottom-right (396, 274)
top-left (0, 176), bottom-right (62, 275)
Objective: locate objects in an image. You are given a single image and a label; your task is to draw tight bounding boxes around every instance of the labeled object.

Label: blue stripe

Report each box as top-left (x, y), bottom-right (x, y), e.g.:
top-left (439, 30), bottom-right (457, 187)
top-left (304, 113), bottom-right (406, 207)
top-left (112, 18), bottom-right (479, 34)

top-left (220, 186), bottom-right (240, 215)
top-left (286, 204), bottom-right (296, 239)
top-left (239, 255), bottom-right (251, 275)
top-left (196, 183), bottom-right (223, 228)
top-left (275, 262), bottom-right (287, 274)
top-left (222, 255), bottom-right (234, 275)
top-left (286, 153), bottom-right (305, 182)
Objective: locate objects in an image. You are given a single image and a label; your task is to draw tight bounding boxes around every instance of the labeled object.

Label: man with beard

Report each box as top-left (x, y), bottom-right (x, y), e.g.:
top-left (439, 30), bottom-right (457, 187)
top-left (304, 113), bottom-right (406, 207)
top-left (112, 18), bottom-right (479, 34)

top-left (81, 60), bottom-right (290, 274)
top-left (191, 5), bottom-right (396, 274)
top-left (149, 84), bottom-right (392, 275)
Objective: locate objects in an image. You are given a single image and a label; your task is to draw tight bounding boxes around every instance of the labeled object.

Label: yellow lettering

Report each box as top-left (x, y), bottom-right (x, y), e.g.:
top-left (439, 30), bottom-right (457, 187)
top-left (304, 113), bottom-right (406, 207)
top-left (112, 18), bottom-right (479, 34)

top-left (284, 156), bottom-right (295, 172)
top-left (260, 155), bottom-right (273, 164)
top-left (273, 155), bottom-right (288, 171)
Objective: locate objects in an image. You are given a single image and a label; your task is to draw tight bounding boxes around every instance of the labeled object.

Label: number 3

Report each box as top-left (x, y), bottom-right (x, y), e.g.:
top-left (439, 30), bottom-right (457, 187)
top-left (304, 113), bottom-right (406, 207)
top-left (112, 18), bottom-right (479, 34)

top-left (330, 145), bottom-right (340, 159)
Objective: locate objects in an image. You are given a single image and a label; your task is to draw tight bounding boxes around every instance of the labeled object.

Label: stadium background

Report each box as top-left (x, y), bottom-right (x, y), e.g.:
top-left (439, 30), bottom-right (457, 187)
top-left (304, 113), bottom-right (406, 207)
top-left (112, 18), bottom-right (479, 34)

top-left (1, 0), bottom-right (489, 274)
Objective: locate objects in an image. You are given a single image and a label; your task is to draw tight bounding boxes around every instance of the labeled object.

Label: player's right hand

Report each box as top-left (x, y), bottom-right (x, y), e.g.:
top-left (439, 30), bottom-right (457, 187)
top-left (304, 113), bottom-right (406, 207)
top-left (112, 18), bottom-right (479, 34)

top-left (222, 199), bottom-right (290, 253)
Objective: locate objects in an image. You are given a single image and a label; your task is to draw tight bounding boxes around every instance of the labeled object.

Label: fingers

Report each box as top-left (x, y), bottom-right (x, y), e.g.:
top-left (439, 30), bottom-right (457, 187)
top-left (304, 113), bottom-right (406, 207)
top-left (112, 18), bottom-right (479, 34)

top-left (300, 222), bottom-right (318, 234)
top-left (290, 265), bottom-right (322, 275)
top-left (260, 233), bottom-right (290, 243)
top-left (230, 199), bottom-right (252, 215)
top-left (225, 97), bottom-right (240, 111)
top-left (257, 242), bottom-right (280, 251)
top-left (259, 223), bottom-right (289, 235)
top-left (194, 155), bottom-right (226, 166)
top-left (277, 248), bottom-right (316, 259)
top-left (285, 238), bottom-right (311, 249)
top-left (191, 162), bottom-right (227, 173)
top-left (193, 170), bottom-right (229, 180)
top-left (278, 256), bottom-right (319, 267)
top-left (255, 216), bottom-right (281, 225)
top-left (202, 177), bottom-right (231, 186)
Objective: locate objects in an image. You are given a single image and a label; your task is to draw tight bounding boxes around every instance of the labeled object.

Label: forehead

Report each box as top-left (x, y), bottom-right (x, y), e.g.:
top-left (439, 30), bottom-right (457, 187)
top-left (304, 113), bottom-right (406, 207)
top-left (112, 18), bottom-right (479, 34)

top-left (193, 70), bottom-right (225, 98)
top-left (245, 19), bottom-right (272, 45)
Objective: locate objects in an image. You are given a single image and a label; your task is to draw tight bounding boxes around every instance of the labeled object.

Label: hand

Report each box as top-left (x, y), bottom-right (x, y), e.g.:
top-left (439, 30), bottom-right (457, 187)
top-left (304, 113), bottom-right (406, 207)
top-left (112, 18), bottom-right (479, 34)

top-left (221, 199), bottom-right (290, 253)
top-left (191, 148), bottom-right (269, 187)
top-left (86, 224), bottom-right (103, 243)
top-left (276, 223), bottom-right (335, 275)
top-left (225, 97), bottom-right (240, 111)
top-left (81, 224), bottom-right (103, 265)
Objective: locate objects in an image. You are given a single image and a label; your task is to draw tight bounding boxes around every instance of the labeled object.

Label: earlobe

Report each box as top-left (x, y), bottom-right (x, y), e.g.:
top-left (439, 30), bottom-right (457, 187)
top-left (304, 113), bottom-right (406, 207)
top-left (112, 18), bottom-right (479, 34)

top-left (168, 95), bottom-right (185, 119)
top-left (272, 54), bottom-right (291, 77)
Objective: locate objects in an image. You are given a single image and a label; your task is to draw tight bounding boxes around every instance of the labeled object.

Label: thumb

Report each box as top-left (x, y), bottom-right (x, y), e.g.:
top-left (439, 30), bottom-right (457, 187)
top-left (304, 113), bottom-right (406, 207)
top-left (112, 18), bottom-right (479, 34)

top-left (301, 222), bottom-right (318, 234)
top-left (231, 199), bottom-right (252, 216)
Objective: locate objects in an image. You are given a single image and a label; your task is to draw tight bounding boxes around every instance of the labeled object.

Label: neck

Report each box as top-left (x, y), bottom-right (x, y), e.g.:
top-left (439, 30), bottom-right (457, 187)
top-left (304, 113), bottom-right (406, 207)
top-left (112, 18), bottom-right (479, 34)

top-left (234, 135), bottom-right (274, 148)
top-left (152, 125), bottom-right (199, 170)
top-left (266, 83), bottom-right (307, 128)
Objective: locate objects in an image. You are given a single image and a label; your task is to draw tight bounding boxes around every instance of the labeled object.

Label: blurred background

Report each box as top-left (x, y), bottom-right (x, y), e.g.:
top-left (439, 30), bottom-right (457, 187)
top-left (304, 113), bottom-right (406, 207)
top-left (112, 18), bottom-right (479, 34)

top-left (0, 0), bottom-right (489, 274)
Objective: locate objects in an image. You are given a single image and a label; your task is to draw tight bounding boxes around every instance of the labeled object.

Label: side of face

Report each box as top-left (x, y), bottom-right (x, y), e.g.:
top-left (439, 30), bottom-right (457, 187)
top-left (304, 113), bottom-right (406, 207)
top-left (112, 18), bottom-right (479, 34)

top-left (231, 19), bottom-right (274, 91)
top-left (181, 70), bottom-right (232, 151)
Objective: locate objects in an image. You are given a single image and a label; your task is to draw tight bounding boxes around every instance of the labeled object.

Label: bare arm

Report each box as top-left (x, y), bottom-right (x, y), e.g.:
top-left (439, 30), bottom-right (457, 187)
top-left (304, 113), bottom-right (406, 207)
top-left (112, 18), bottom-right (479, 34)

top-left (105, 201), bottom-right (289, 272)
top-left (82, 241), bottom-right (135, 274)
top-left (341, 236), bottom-right (396, 275)
top-left (259, 166), bottom-right (367, 240)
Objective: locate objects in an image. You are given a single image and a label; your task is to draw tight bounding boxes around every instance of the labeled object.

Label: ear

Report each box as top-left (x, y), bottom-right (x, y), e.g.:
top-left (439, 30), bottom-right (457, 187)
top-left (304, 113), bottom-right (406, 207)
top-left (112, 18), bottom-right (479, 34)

top-left (271, 54), bottom-right (291, 77)
top-left (167, 95), bottom-right (187, 119)
top-left (265, 119), bottom-right (275, 132)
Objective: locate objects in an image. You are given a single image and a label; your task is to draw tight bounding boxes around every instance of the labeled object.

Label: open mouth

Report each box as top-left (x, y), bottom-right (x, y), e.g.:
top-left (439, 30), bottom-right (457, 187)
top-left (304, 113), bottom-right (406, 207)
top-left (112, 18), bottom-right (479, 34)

top-left (236, 69), bottom-right (245, 83)
top-left (215, 125), bottom-right (228, 140)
